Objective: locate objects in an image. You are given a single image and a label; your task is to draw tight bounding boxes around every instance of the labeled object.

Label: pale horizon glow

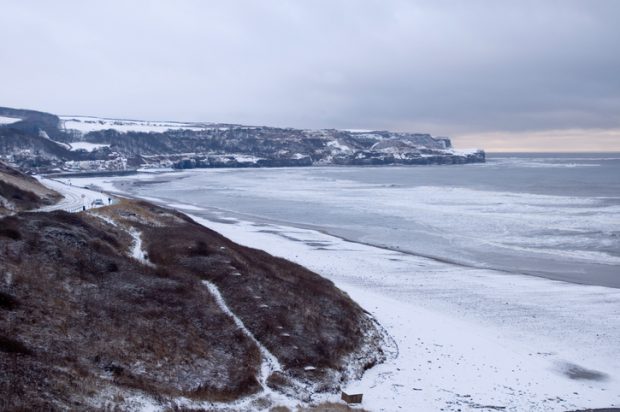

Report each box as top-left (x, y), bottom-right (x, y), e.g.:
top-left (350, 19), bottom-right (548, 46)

top-left (1, 1), bottom-right (619, 152)
top-left (454, 129), bottom-right (620, 153)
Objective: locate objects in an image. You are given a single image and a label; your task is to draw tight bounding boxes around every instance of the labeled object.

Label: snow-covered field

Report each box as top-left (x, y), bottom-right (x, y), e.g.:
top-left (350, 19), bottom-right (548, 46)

top-left (0, 115), bottom-right (22, 124)
top-left (60, 115), bottom-right (210, 134)
top-left (44, 174), bottom-right (620, 411)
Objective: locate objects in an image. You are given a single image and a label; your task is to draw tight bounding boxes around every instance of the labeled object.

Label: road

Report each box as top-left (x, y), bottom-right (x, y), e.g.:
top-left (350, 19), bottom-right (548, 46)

top-left (36, 177), bottom-right (114, 212)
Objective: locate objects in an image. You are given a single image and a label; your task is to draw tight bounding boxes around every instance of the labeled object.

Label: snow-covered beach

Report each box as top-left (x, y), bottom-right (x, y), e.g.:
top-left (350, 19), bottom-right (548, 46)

top-left (189, 213), bottom-right (620, 412)
top-left (4, 2), bottom-right (619, 410)
top-left (49, 163), bottom-right (620, 412)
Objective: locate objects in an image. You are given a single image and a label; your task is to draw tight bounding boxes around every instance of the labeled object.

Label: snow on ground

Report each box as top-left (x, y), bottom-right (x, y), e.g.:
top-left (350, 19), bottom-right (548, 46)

top-left (99, 280), bottom-right (312, 411)
top-left (0, 115), bottom-right (22, 124)
top-left (52, 175), bottom-right (128, 194)
top-left (166, 203), bottom-right (204, 211)
top-left (136, 167), bottom-right (175, 173)
top-left (69, 142), bottom-right (111, 151)
top-left (186, 213), bottom-right (620, 412)
top-left (60, 115), bottom-right (210, 134)
top-left (342, 129), bottom-right (374, 133)
top-left (326, 140), bottom-right (354, 152)
top-left (32, 176), bottom-right (321, 410)
top-left (51, 172), bottom-right (193, 195)
top-left (35, 177), bottom-right (113, 212)
top-left (203, 281), bottom-right (283, 386)
top-left (128, 228), bottom-right (154, 267)
top-left (36, 174), bottom-right (620, 411)
top-left (36, 129), bottom-right (72, 149)
top-left (449, 148), bottom-right (482, 155)
top-left (199, 281), bottom-right (336, 411)
top-left (232, 154), bottom-right (263, 162)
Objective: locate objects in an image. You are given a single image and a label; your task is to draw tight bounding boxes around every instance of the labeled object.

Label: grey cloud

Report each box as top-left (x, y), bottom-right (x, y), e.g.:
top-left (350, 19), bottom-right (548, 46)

top-left (1, 1), bottom-right (619, 149)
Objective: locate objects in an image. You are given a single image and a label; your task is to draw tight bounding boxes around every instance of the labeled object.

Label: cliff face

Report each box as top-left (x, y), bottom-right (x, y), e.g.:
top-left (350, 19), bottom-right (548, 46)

top-left (0, 200), bottom-right (388, 410)
top-left (0, 106), bottom-right (484, 172)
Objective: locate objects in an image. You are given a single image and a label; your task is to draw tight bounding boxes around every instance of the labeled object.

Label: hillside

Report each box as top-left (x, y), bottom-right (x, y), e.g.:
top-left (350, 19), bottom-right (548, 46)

top-left (0, 106), bottom-right (484, 173)
top-left (0, 199), bottom-right (388, 410)
top-left (0, 161), bottom-right (61, 215)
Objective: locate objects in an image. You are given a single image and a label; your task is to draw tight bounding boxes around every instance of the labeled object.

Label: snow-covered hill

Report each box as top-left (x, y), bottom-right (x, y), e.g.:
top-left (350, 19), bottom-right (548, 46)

top-left (1, 107), bottom-right (485, 172)
top-left (0, 115), bottom-right (22, 125)
top-left (60, 115), bottom-right (211, 134)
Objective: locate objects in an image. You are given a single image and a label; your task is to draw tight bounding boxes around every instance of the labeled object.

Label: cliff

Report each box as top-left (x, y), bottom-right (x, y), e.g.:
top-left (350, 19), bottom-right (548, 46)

top-left (0, 106), bottom-right (484, 173)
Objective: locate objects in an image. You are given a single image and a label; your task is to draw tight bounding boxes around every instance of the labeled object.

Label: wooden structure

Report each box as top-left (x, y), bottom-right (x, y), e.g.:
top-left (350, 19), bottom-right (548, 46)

top-left (341, 391), bottom-right (363, 404)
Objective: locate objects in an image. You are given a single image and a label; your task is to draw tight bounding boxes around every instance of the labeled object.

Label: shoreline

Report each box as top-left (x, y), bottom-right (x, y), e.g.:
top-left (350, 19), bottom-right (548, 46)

top-left (55, 166), bottom-right (620, 288)
top-left (44, 175), bottom-right (620, 411)
top-left (188, 207), bottom-right (620, 411)
top-left (125, 189), bottom-right (575, 284)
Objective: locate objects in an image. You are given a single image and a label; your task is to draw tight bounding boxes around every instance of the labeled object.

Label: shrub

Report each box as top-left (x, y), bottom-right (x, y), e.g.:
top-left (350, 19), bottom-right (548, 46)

top-left (0, 335), bottom-right (32, 355)
top-left (0, 292), bottom-right (18, 310)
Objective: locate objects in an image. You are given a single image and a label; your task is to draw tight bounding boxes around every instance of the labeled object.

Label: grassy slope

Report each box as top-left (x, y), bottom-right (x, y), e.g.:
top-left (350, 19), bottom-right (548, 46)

top-left (0, 161), bottom-right (61, 214)
top-left (0, 200), bottom-right (386, 410)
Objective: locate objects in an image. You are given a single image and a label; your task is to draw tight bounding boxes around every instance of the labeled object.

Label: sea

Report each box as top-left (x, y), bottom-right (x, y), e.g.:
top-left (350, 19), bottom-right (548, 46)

top-left (117, 153), bottom-right (620, 288)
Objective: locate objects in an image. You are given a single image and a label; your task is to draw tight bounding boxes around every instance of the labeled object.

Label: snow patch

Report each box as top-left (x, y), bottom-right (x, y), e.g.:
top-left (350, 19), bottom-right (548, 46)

top-left (37, 129), bottom-right (72, 149)
top-left (69, 142), bottom-right (111, 152)
top-left (91, 213), bottom-right (118, 227)
top-left (129, 228), bottom-right (154, 266)
top-left (326, 140), bottom-right (353, 152)
top-left (60, 115), bottom-right (211, 134)
top-left (341, 129), bottom-right (374, 133)
top-left (200, 281), bottom-right (313, 410)
top-left (0, 115), bottom-right (21, 125)
top-left (202, 280), bottom-right (282, 387)
top-left (165, 203), bottom-right (204, 211)
top-left (232, 154), bottom-right (262, 163)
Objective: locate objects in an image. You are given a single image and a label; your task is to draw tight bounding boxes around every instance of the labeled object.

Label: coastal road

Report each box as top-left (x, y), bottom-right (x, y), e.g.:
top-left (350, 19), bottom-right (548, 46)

top-left (35, 176), bottom-right (114, 213)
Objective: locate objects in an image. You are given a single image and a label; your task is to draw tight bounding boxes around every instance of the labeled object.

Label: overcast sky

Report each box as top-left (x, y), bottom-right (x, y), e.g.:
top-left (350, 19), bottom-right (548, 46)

top-left (1, 1), bottom-right (619, 151)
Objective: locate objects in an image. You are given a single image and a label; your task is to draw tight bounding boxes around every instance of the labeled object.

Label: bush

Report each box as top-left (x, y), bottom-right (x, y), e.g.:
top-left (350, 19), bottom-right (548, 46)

top-left (0, 292), bottom-right (18, 310)
top-left (0, 335), bottom-right (32, 355)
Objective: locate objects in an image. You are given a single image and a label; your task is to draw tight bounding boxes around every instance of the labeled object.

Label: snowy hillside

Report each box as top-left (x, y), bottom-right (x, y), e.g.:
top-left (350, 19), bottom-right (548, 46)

top-left (0, 115), bottom-right (22, 125)
top-left (60, 115), bottom-right (211, 134)
top-left (0, 106), bottom-right (485, 172)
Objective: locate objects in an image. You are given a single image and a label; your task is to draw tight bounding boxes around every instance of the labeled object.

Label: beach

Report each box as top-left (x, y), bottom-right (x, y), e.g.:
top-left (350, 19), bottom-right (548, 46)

top-left (55, 155), bottom-right (620, 411)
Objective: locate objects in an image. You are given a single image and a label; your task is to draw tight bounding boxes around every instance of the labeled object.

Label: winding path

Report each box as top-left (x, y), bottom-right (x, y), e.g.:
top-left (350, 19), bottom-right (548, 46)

top-left (36, 176), bottom-right (114, 212)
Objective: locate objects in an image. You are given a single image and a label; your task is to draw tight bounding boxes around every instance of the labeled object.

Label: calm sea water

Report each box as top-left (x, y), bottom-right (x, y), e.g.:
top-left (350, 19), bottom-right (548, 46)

top-left (121, 153), bottom-right (620, 287)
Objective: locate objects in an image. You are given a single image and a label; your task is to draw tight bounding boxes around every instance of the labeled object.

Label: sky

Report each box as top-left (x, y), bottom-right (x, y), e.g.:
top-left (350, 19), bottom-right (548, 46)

top-left (1, 1), bottom-right (619, 151)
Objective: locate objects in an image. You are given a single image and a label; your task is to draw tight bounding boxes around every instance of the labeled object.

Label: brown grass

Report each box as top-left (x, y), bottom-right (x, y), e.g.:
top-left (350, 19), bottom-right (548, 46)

top-left (0, 207), bottom-right (261, 409)
top-left (0, 161), bottom-right (61, 213)
top-left (0, 199), bottom-right (385, 409)
top-left (143, 220), bottom-right (373, 373)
